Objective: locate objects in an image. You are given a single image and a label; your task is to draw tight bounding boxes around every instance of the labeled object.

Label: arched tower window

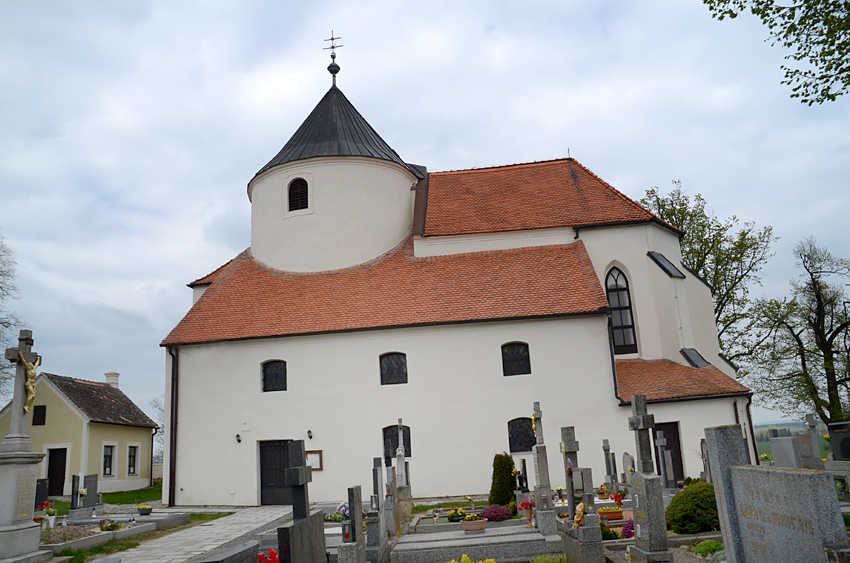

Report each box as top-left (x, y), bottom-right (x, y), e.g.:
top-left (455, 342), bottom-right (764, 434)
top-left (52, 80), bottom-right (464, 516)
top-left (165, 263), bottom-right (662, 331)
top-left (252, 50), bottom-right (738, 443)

top-left (288, 178), bottom-right (308, 212)
top-left (507, 418), bottom-right (535, 453)
top-left (380, 353), bottom-right (408, 385)
top-left (606, 268), bottom-right (637, 354)
top-left (262, 360), bottom-right (287, 392)
top-left (502, 342), bottom-right (531, 376)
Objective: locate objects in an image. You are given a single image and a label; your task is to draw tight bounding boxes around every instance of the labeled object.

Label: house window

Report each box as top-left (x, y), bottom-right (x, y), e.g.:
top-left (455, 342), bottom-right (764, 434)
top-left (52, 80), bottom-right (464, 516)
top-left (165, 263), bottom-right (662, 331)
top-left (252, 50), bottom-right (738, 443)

top-left (32, 405), bottom-right (46, 426)
top-left (289, 178), bottom-right (308, 212)
top-left (502, 342), bottom-right (531, 376)
top-left (103, 445), bottom-right (114, 476)
top-left (606, 268), bottom-right (638, 354)
top-left (128, 446), bottom-right (138, 475)
top-left (262, 360), bottom-right (287, 392)
top-left (380, 353), bottom-right (408, 385)
top-left (508, 418), bottom-right (535, 453)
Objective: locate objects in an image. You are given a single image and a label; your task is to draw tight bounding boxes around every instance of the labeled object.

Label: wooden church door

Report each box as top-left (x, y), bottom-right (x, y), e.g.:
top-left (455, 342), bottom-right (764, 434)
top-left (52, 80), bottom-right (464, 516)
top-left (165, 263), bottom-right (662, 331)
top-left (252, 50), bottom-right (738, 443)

top-left (47, 448), bottom-right (66, 496)
top-left (259, 440), bottom-right (294, 505)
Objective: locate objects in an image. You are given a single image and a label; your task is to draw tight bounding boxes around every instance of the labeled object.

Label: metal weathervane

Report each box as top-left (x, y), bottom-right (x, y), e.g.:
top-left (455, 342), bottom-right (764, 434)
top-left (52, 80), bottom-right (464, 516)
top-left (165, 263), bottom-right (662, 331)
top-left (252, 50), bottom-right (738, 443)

top-left (324, 31), bottom-right (343, 85)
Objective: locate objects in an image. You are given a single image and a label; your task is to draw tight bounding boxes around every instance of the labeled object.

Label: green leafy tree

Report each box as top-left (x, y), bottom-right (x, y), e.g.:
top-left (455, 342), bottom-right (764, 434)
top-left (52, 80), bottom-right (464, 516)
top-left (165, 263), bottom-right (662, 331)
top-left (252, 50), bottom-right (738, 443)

top-left (702, 0), bottom-right (850, 104)
top-left (0, 230), bottom-right (22, 401)
top-left (488, 452), bottom-right (517, 507)
top-left (640, 181), bottom-right (777, 363)
top-left (746, 238), bottom-right (850, 424)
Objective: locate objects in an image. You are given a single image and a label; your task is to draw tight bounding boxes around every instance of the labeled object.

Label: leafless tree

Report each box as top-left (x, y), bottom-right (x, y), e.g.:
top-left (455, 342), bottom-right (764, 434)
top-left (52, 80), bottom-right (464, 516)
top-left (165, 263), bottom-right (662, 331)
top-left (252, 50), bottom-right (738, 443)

top-left (0, 231), bottom-right (22, 402)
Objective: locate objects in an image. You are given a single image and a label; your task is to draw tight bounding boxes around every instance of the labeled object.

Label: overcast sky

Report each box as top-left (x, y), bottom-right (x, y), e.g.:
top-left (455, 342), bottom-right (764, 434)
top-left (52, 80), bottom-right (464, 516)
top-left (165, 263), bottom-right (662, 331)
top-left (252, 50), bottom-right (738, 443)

top-left (0, 1), bottom-right (847, 425)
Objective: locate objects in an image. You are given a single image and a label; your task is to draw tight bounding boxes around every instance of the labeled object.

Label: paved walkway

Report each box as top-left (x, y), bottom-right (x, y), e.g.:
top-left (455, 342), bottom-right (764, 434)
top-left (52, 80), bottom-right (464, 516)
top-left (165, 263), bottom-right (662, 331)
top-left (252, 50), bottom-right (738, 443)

top-left (113, 505), bottom-right (292, 563)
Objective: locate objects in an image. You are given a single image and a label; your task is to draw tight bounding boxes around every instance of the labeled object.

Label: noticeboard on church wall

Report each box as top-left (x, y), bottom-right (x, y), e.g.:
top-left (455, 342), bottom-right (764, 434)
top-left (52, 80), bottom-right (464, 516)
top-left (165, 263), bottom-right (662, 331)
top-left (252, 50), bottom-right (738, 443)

top-left (306, 450), bottom-right (323, 471)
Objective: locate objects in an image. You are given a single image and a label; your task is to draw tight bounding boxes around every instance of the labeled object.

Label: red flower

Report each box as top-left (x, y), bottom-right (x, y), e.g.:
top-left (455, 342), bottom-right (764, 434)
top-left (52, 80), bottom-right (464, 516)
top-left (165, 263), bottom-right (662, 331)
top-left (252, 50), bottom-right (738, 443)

top-left (610, 493), bottom-right (624, 508)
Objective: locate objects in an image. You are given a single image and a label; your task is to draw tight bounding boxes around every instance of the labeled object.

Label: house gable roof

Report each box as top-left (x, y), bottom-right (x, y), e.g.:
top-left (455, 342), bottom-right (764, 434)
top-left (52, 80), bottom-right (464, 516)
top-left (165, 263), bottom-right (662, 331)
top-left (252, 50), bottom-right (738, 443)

top-left (162, 237), bottom-right (610, 346)
top-left (251, 85), bottom-right (423, 184)
top-left (43, 373), bottom-right (157, 428)
top-left (423, 158), bottom-right (679, 237)
top-left (615, 358), bottom-right (749, 403)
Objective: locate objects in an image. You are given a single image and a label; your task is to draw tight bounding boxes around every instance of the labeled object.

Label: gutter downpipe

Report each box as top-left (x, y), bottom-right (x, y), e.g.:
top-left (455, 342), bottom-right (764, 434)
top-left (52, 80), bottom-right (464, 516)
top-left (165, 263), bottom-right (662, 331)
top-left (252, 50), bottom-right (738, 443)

top-left (746, 394), bottom-right (758, 465)
top-left (149, 427), bottom-right (157, 488)
top-left (167, 346), bottom-right (179, 507)
top-left (607, 315), bottom-right (624, 403)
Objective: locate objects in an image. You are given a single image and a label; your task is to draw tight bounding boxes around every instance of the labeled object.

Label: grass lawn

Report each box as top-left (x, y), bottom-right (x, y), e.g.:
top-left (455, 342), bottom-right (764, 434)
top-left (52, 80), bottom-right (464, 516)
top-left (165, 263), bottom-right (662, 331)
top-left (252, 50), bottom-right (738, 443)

top-left (101, 480), bottom-right (162, 505)
top-left (412, 501), bottom-right (492, 514)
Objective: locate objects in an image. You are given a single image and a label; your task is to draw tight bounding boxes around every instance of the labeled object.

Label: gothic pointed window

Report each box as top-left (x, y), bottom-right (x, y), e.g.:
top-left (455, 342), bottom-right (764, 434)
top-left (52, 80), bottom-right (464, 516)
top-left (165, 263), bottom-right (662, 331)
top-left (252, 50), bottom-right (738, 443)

top-left (502, 342), bottom-right (531, 376)
top-left (262, 360), bottom-right (287, 392)
top-left (380, 353), bottom-right (408, 385)
top-left (606, 268), bottom-right (638, 354)
top-left (288, 178), bottom-right (308, 212)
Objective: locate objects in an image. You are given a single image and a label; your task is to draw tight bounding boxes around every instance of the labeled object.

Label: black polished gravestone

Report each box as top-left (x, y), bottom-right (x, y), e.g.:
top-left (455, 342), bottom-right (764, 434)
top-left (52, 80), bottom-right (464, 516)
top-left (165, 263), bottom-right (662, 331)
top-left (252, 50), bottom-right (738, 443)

top-left (277, 440), bottom-right (326, 563)
top-left (829, 422), bottom-right (850, 461)
top-left (34, 479), bottom-right (49, 509)
top-left (82, 474), bottom-right (98, 507)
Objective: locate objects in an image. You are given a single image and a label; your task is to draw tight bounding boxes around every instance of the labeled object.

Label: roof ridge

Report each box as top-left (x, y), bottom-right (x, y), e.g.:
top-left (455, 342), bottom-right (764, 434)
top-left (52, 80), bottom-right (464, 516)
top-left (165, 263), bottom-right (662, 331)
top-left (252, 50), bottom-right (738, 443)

top-left (189, 257), bottom-right (237, 287)
top-left (430, 157), bottom-right (572, 176)
top-left (44, 372), bottom-right (105, 386)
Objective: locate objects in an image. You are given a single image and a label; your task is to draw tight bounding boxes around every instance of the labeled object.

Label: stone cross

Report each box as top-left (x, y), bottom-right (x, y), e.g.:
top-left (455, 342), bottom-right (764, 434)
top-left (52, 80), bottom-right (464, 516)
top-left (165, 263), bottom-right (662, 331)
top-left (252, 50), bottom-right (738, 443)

top-left (532, 401), bottom-right (544, 444)
top-left (655, 431), bottom-right (669, 487)
top-left (622, 451), bottom-right (635, 485)
top-left (396, 419), bottom-right (406, 487)
top-left (560, 426), bottom-right (580, 519)
top-left (371, 457), bottom-right (383, 511)
top-left (603, 439), bottom-right (612, 478)
top-left (800, 413), bottom-right (825, 469)
top-left (2, 329), bottom-right (41, 453)
top-left (284, 440), bottom-right (312, 520)
top-left (344, 485), bottom-right (363, 543)
top-left (531, 402), bottom-right (552, 511)
top-left (602, 439), bottom-right (619, 493)
top-left (628, 394), bottom-right (655, 474)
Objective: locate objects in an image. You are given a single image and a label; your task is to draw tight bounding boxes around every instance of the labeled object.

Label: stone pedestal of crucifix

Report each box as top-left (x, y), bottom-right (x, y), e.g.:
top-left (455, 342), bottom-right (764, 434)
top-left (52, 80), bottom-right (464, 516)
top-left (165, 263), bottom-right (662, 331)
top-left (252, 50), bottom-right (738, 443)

top-left (277, 440), bottom-right (326, 563)
top-left (0, 330), bottom-right (51, 563)
top-left (559, 426), bottom-right (579, 520)
top-left (530, 402), bottom-right (557, 535)
top-left (627, 395), bottom-right (672, 563)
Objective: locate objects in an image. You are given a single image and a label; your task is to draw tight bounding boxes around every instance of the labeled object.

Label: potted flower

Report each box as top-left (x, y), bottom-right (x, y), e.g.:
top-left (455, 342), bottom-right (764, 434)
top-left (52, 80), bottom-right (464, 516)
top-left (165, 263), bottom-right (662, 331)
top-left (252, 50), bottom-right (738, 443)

top-left (460, 513), bottom-right (487, 534)
top-left (138, 505), bottom-right (153, 516)
top-left (596, 484), bottom-right (610, 500)
top-left (447, 508), bottom-right (466, 522)
top-left (519, 498), bottom-right (535, 528)
top-left (40, 501), bottom-right (56, 529)
top-left (553, 485), bottom-right (565, 499)
top-left (598, 493), bottom-right (624, 521)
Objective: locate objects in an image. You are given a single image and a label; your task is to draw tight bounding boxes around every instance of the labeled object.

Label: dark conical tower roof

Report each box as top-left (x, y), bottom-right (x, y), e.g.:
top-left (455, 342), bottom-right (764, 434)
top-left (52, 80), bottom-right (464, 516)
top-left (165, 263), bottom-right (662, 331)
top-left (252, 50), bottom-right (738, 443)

top-left (253, 85), bottom-right (423, 179)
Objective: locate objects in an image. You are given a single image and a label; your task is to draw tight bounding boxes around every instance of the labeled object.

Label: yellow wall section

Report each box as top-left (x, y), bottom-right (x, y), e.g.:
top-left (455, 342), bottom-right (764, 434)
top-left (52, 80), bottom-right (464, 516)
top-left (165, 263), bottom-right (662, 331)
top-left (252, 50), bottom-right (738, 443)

top-left (87, 423), bottom-right (153, 482)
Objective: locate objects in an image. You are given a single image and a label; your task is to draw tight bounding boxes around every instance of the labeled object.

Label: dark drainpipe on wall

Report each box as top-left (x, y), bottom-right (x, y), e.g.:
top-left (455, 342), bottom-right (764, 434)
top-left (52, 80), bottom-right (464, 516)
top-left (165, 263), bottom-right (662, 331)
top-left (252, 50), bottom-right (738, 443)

top-left (149, 427), bottom-right (157, 488)
top-left (167, 346), bottom-right (179, 507)
top-left (746, 394), bottom-right (758, 465)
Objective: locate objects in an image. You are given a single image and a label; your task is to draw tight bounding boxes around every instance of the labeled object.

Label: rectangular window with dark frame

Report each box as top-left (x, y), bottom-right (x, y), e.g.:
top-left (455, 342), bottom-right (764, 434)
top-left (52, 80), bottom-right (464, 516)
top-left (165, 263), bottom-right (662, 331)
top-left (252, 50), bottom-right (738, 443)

top-left (380, 353), bottom-right (408, 385)
top-left (128, 446), bottom-right (138, 475)
top-left (263, 360), bottom-right (287, 392)
top-left (103, 445), bottom-right (114, 476)
top-left (32, 405), bottom-right (46, 426)
top-left (502, 342), bottom-right (531, 376)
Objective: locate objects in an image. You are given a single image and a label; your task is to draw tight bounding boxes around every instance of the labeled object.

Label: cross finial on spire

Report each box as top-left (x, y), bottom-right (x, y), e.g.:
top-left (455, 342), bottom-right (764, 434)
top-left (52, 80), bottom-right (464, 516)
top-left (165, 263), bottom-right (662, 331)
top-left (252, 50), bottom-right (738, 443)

top-left (323, 31), bottom-right (343, 86)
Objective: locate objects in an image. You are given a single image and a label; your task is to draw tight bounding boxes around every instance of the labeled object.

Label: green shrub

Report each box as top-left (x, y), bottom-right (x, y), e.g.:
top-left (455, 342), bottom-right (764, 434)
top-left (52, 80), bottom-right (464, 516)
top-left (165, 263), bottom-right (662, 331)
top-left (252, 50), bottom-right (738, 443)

top-left (507, 500), bottom-right (517, 515)
top-left (488, 453), bottom-right (517, 506)
top-left (666, 482), bottom-right (719, 534)
top-left (843, 513), bottom-right (850, 529)
top-left (692, 540), bottom-right (723, 556)
top-left (600, 523), bottom-right (621, 540)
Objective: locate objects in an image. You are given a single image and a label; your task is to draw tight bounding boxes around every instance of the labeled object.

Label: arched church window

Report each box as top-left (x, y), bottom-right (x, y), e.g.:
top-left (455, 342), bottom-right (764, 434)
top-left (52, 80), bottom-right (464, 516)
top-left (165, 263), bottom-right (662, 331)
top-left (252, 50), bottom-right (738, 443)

top-left (507, 418), bottom-right (535, 453)
top-left (502, 342), bottom-right (531, 376)
top-left (262, 360), bottom-right (287, 392)
top-left (380, 352), bottom-right (408, 385)
top-left (606, 268), bottom-right (638, 354)
top-left (288, 178), bottom-right (308, 212)
top-left (382, 425), bottom-right (411, 462)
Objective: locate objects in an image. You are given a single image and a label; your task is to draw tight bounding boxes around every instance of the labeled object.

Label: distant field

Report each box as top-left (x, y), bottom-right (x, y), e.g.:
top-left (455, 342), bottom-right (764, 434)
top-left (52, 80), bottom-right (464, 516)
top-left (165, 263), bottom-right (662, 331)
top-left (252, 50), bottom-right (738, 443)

top-left (756, 436), bottom-right (830, 460)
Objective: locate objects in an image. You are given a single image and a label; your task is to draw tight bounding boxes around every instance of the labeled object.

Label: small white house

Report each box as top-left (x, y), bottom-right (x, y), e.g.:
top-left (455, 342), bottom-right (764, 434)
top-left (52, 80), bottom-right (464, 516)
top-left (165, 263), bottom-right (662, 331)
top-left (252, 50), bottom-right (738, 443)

top-left (161, 68), bottom-right (755, 506)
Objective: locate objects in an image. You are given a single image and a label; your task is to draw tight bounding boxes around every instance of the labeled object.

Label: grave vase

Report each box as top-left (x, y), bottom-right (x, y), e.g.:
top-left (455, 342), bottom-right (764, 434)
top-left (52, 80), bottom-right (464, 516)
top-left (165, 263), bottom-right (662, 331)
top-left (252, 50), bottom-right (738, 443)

top-left (525, 508), bottom-right (533, 528)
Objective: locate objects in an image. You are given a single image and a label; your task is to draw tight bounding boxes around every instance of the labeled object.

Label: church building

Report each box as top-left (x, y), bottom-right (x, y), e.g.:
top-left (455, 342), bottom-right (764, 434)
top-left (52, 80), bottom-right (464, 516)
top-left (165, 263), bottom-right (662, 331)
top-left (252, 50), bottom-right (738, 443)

top-left (161, 56), bottom-right (754, 506)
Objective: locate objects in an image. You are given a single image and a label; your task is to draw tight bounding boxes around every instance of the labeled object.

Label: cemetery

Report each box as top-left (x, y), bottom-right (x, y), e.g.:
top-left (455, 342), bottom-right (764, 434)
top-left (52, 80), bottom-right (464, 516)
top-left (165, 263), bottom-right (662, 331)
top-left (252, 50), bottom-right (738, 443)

top-left (5, 332), bottom-right (850, 563)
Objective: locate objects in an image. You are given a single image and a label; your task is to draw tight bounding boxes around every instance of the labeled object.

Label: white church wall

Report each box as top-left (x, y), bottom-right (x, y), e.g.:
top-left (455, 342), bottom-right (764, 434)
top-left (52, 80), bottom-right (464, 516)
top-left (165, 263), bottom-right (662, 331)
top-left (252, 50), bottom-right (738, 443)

top-left (192, 284), bottom-right (209, 304)
top-left (165, 315), bottom-right (636, 505)
top-left (249, 156), bottom-right (417, 273)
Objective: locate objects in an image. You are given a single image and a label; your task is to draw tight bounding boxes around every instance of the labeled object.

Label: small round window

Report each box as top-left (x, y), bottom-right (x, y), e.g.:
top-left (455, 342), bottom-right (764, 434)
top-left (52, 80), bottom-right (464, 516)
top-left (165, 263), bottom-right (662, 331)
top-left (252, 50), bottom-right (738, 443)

top-left (288, 178), bottom-right (308, 212)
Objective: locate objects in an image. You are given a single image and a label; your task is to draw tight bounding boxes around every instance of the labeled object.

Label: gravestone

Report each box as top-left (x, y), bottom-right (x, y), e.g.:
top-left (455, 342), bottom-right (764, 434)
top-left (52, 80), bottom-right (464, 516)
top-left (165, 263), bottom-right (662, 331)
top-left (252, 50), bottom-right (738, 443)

top-left (602, 439), bottom-right (619, 494)
top-left (395, 419), bottom-right (406, 487)
top-left (828, 422), bottom-right (850, 461)
top-left (366, 458), bottom-right (388, 563)
top-left (394, 419), bottom-right (412, 518)
top-left (0, 329), bottom-right (50, 563)
top-left (520, 459), bottom-right (529, 492)
top-left (706, 424), bottom-right (850, 563)
top-left (338, 485), bottom-right (366, 563)
top-left (530, 402), bottom-right (557, 534)
top-left (654, 431), bottom-right (670, 488)
top-left (385, 466), bottom-right (400, 535)
top-left (799, 414), bottom-right (825, 470)
top-left (277, 440), bottom-right (326, 563)
top-left (622, 452), bottom-right (635, 485)
top-left (699, 439), bottom-right (712, 482)
top-left (770, 436), bottom-right (803, 469)
top-left (663, 451), bottom-right (675, 487)
top-left (579, 467), bottom-right (595, 514)
top-left (69, 474), bottom-right (102, 521)
top-left (70, 475), bottom-right (79, 509)
top-left (34, 479), bottom-right (48, 510)
top-left (628, 395), bottom-right (672, 563)
top-left (560, 426), bottom-right (579, 519)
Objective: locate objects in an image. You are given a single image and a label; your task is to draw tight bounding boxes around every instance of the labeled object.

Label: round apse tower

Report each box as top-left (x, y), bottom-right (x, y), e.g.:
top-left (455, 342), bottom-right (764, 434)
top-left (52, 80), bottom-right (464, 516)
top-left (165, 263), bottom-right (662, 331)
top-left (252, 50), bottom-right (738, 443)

top-left (247, 81), bottom-right (424, 273)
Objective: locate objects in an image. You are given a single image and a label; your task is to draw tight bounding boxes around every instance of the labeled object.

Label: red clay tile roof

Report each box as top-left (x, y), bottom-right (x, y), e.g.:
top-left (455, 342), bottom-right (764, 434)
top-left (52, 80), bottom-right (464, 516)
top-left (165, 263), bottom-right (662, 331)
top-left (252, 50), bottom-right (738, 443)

top-left (188, 258), bottom-right (234, 287)
top-left (162, 237), bottom-right (609, 346)
top-left (423, 158), bottom-right (677, 237)
top-left (616, 359), bottom-right (749, 403)
top-left (44, 373), bottom-right (158, 428)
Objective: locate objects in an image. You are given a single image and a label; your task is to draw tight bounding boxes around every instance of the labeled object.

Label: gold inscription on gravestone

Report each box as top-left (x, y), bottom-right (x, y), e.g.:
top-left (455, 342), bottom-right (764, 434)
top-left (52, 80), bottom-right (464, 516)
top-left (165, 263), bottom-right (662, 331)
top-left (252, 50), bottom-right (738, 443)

top-left (16, 473), bottom-right (36, 519)
top-left (740, 503), bottom-right (814, 534)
